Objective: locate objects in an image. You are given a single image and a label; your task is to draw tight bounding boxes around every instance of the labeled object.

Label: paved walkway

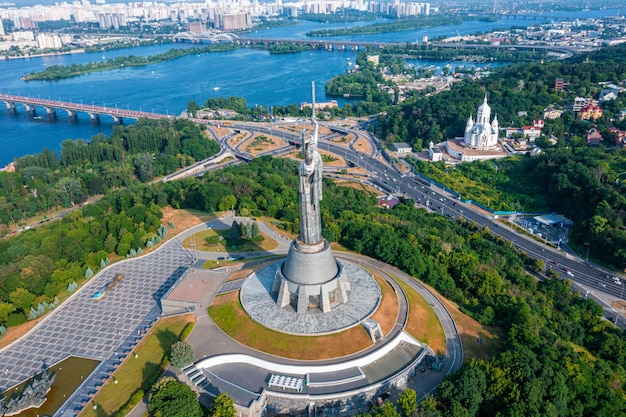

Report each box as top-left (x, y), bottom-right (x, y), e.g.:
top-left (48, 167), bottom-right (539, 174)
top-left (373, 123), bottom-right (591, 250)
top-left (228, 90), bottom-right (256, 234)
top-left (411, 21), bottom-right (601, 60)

top-left (0, 239), bottom-right (194, 416)
top-left (0, 218), bottom-right (461, 417)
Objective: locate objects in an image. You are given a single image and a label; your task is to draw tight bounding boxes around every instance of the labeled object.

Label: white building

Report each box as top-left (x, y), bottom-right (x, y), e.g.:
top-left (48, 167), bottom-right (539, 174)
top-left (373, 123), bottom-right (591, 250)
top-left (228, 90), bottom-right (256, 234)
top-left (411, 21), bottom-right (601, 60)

top-left (430, 96), bottom-right (508, 163)
top-left (36, 33), bottom-right (62, 49)
top-left (462, 96), bottom-right (499, 150)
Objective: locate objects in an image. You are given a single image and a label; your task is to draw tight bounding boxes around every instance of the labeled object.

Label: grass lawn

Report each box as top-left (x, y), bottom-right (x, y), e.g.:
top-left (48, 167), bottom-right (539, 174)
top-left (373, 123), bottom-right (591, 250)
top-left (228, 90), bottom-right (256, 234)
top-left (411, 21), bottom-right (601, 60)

top-left (208, 268), bottom-right (452, 359)
top-left (182, 229), bottom-right (278, 253)
top-left (209, 292), bottom-right (373, 360)
top-left (80, 314), bottom-right (195, 417)
top-left (201, 255), bottom-right (280, 270)
top-left (370, 275), bottom-right (400, 336)
top-left (397, 280), bottom-right (447, 356)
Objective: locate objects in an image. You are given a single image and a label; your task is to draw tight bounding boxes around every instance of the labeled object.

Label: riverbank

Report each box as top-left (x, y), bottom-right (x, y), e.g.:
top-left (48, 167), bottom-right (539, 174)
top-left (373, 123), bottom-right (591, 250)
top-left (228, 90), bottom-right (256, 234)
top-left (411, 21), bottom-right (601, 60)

top-left (3, 48), bottom-right (85, 60)
top-left (21, 43), bottom-right (238, 81)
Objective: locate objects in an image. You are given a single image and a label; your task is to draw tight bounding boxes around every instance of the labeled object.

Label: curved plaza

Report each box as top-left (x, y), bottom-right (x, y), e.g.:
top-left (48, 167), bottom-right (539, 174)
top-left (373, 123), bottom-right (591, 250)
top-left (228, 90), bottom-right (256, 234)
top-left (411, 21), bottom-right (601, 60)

top-left (0, 217), bottom-right (462, 417)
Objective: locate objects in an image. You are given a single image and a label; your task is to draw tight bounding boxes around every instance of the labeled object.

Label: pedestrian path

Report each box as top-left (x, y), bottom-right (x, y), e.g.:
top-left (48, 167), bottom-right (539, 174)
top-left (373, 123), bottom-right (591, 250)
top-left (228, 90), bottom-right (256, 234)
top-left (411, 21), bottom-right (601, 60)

top-left (0, 240), bottom-right (193, 417)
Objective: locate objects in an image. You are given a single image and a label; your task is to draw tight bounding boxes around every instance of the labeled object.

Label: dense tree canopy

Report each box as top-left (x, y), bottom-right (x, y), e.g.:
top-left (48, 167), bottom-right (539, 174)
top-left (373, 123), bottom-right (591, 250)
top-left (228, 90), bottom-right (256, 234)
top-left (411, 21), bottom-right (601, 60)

top-left (148, 376), bottom-right (202, 417)
top-left (0, 118), bottom-right (218, 229)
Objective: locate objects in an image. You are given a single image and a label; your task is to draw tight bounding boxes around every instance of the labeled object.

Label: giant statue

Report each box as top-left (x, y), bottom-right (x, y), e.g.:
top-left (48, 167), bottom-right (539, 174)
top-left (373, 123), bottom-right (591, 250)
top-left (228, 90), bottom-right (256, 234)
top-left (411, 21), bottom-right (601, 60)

top-left (298, 83), bottom-right (323, 245)
top-left (272, 81), bottom-right (349, 314)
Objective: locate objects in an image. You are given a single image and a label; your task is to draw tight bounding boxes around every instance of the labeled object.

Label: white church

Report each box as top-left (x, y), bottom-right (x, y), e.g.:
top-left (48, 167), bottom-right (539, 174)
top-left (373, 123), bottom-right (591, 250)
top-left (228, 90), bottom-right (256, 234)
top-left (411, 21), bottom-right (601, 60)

top-left (430, 95), bottom-right (508, 163)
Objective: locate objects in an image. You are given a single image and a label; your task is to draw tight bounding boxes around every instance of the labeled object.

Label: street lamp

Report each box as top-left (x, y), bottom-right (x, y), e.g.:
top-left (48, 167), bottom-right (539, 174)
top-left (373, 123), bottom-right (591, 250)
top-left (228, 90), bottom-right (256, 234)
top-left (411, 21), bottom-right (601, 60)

top-left (584, 242), bottom-right (590, 260)
top-left (611, 307), bottom-right (620, 326)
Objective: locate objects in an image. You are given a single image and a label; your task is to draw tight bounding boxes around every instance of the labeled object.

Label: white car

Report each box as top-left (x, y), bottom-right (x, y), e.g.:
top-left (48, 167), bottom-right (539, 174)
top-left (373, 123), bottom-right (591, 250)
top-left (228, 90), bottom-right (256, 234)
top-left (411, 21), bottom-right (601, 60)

top-left (612, 276), bottom-right (622, 285)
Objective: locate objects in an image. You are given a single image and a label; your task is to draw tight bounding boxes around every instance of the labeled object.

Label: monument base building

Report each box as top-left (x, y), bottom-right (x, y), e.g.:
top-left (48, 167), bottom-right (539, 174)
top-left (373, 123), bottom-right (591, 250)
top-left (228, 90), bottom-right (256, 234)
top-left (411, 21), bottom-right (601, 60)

top-left (272, 239), bottom-right (350, 313)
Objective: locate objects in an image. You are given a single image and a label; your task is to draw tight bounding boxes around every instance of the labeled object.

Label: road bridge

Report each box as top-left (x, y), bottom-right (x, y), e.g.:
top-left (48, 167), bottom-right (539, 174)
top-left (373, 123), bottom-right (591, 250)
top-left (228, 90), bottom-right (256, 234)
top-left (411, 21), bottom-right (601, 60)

top-left (172, 31), bottom-right (239, 43)
top-left (236, 37), bottom-right (580, 57)
top-left (236, 37), bottom-right (389, 50)
top-left (0, 94), bottom-right (172, 124)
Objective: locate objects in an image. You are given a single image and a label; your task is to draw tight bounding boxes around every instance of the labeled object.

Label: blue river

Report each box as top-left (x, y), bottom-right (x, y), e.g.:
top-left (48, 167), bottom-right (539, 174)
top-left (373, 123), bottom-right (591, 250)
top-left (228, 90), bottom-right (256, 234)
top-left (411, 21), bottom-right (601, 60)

top-left (0, 9), bottom-right (622, 166)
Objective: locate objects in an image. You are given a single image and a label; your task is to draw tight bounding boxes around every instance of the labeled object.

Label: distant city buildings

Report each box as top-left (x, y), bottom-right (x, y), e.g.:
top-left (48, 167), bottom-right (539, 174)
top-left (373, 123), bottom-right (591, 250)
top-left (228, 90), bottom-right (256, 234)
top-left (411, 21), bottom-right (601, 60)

top-left (35, 32), bottom-right (63, 49)
top-left (368, 1), bottom-right (431, 18)
top-left (216, 13), bottom-right (251, 31)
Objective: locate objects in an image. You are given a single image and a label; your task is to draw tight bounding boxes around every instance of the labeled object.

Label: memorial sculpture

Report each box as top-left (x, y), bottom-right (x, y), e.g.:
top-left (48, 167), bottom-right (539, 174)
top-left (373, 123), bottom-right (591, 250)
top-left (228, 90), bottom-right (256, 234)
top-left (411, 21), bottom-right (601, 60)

top-left (272, 82), bottom-right (350, 314)
top-left (0, 368), bottom-right (55, 416)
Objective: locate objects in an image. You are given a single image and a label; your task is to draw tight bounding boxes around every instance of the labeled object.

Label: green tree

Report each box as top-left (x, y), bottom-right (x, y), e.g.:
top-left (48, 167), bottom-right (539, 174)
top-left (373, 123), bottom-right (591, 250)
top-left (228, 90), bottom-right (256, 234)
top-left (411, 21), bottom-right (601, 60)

top-left (372, 401), bottom-right (401, 417)
top-left (398, 388), bottom-right (418, 416)
top-left (8, 288), bottom-right (36, 314)
top-left (134, 152), bottom-right (156, 182)
top-left (187, 100), bottom-right (199, 118)
top-left (218, 195), bottom-right (237, 212)
top-left (210, 393), bottom-right (236, 417)
top-left (227, 220), bottom-right (241, 241)
top-left (148, 376), bottom-right (202, 417)
top-left (170, 340), bottom-right (195, 369)
top-left (0, 302), bottom-right (16, 324)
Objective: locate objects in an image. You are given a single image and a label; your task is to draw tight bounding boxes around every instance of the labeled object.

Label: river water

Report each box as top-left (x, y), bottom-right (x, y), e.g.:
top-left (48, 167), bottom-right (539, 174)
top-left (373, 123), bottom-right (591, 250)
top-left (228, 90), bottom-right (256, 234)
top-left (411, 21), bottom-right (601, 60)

top-left (0, 9), bottom-right (622, 166)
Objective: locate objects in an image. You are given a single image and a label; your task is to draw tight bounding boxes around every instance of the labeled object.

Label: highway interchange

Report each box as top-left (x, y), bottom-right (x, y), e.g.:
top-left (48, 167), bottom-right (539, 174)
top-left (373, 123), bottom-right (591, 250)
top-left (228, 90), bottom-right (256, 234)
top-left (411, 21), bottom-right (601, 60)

top-left (211, 119), bottom-right (625, 325)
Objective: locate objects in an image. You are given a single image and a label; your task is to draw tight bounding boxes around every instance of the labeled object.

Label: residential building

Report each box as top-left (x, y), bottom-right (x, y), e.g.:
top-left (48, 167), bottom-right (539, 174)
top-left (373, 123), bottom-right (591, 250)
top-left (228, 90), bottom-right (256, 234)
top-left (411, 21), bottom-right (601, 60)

top-left (543, 107), bottom-right (564, 119)
top-left (378, 194), bottom-right (400, 209)
top-left (578, 104), bottom-right (603, 120)
top-left (554, 78), bottom-right (569, 91)
top-left (573, 97), bottom-right (595, 112)
top-left (586, 128), bottom-right (603, 145)
top-left (609, 128), bottom-right (626, 146)
top-left (599, 88), bottom-right (618, 102)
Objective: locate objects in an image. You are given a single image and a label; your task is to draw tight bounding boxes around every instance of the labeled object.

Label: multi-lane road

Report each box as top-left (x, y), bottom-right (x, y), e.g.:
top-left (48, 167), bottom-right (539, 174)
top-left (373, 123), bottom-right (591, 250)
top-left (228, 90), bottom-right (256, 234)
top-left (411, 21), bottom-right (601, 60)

top-left (220, 121), bottom-right (625, 323)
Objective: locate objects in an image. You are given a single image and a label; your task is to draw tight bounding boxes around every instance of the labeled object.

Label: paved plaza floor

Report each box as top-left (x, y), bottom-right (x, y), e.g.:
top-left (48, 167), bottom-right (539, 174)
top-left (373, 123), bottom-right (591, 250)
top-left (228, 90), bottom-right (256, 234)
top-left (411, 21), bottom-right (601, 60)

top-left (0, 241), bottom-right (194, 416)
top-left (240, 262), bottom-right (381, 334)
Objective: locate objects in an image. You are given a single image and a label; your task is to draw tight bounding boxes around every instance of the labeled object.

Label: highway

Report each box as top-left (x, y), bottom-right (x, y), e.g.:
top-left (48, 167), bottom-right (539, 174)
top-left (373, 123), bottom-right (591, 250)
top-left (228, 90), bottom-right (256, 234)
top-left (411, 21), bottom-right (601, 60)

top-left (220, 121), bottom-right (625, 324)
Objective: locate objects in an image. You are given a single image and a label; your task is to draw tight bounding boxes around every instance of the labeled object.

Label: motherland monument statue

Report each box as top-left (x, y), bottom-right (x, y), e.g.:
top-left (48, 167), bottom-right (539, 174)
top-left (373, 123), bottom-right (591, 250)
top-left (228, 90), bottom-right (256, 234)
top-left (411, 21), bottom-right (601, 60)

top-left (272, 82), bottom-right (350, 314)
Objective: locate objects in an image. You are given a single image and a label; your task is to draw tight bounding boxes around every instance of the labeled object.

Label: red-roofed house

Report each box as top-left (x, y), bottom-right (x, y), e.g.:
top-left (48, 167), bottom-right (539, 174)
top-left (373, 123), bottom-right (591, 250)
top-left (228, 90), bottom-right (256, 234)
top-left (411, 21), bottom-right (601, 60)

top-left (609, 128), bottom-right (626, 146)
top-left (378, 194), bottom-right (400, 209)
top-left (586, 128), bottom-right (603, 145)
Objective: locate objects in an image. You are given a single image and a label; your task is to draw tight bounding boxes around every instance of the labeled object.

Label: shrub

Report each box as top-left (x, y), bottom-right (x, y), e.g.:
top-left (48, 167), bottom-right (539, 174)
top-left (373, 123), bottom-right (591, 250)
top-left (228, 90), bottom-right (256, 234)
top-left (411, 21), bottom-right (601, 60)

top-left (6, 313), bottom-right (26, 327)
top-left (180, 322), bottom-right (195, 340)
top-left (170, 341), bottom-right (195, 369)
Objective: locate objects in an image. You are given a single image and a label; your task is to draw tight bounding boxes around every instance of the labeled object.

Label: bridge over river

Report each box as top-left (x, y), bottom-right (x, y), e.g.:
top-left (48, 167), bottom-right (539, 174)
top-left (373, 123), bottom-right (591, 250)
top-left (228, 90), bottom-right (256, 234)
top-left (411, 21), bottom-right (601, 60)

top-left (0, 94), bottom-right (173, 124)
top-left (235, 37), bottom-right (578, 57)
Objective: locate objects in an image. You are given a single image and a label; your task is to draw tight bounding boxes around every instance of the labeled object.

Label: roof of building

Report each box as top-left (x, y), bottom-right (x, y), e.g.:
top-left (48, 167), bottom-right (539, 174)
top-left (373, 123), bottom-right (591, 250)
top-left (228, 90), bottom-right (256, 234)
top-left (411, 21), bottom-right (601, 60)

top-left (448, 138), bottom-right (507, 156)
top-left (378, 194), bottom-right (400, 209)
top-left (534, 213), bottom-right (573, 226)
top-left (392, 142), bottom-right (412, 150)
